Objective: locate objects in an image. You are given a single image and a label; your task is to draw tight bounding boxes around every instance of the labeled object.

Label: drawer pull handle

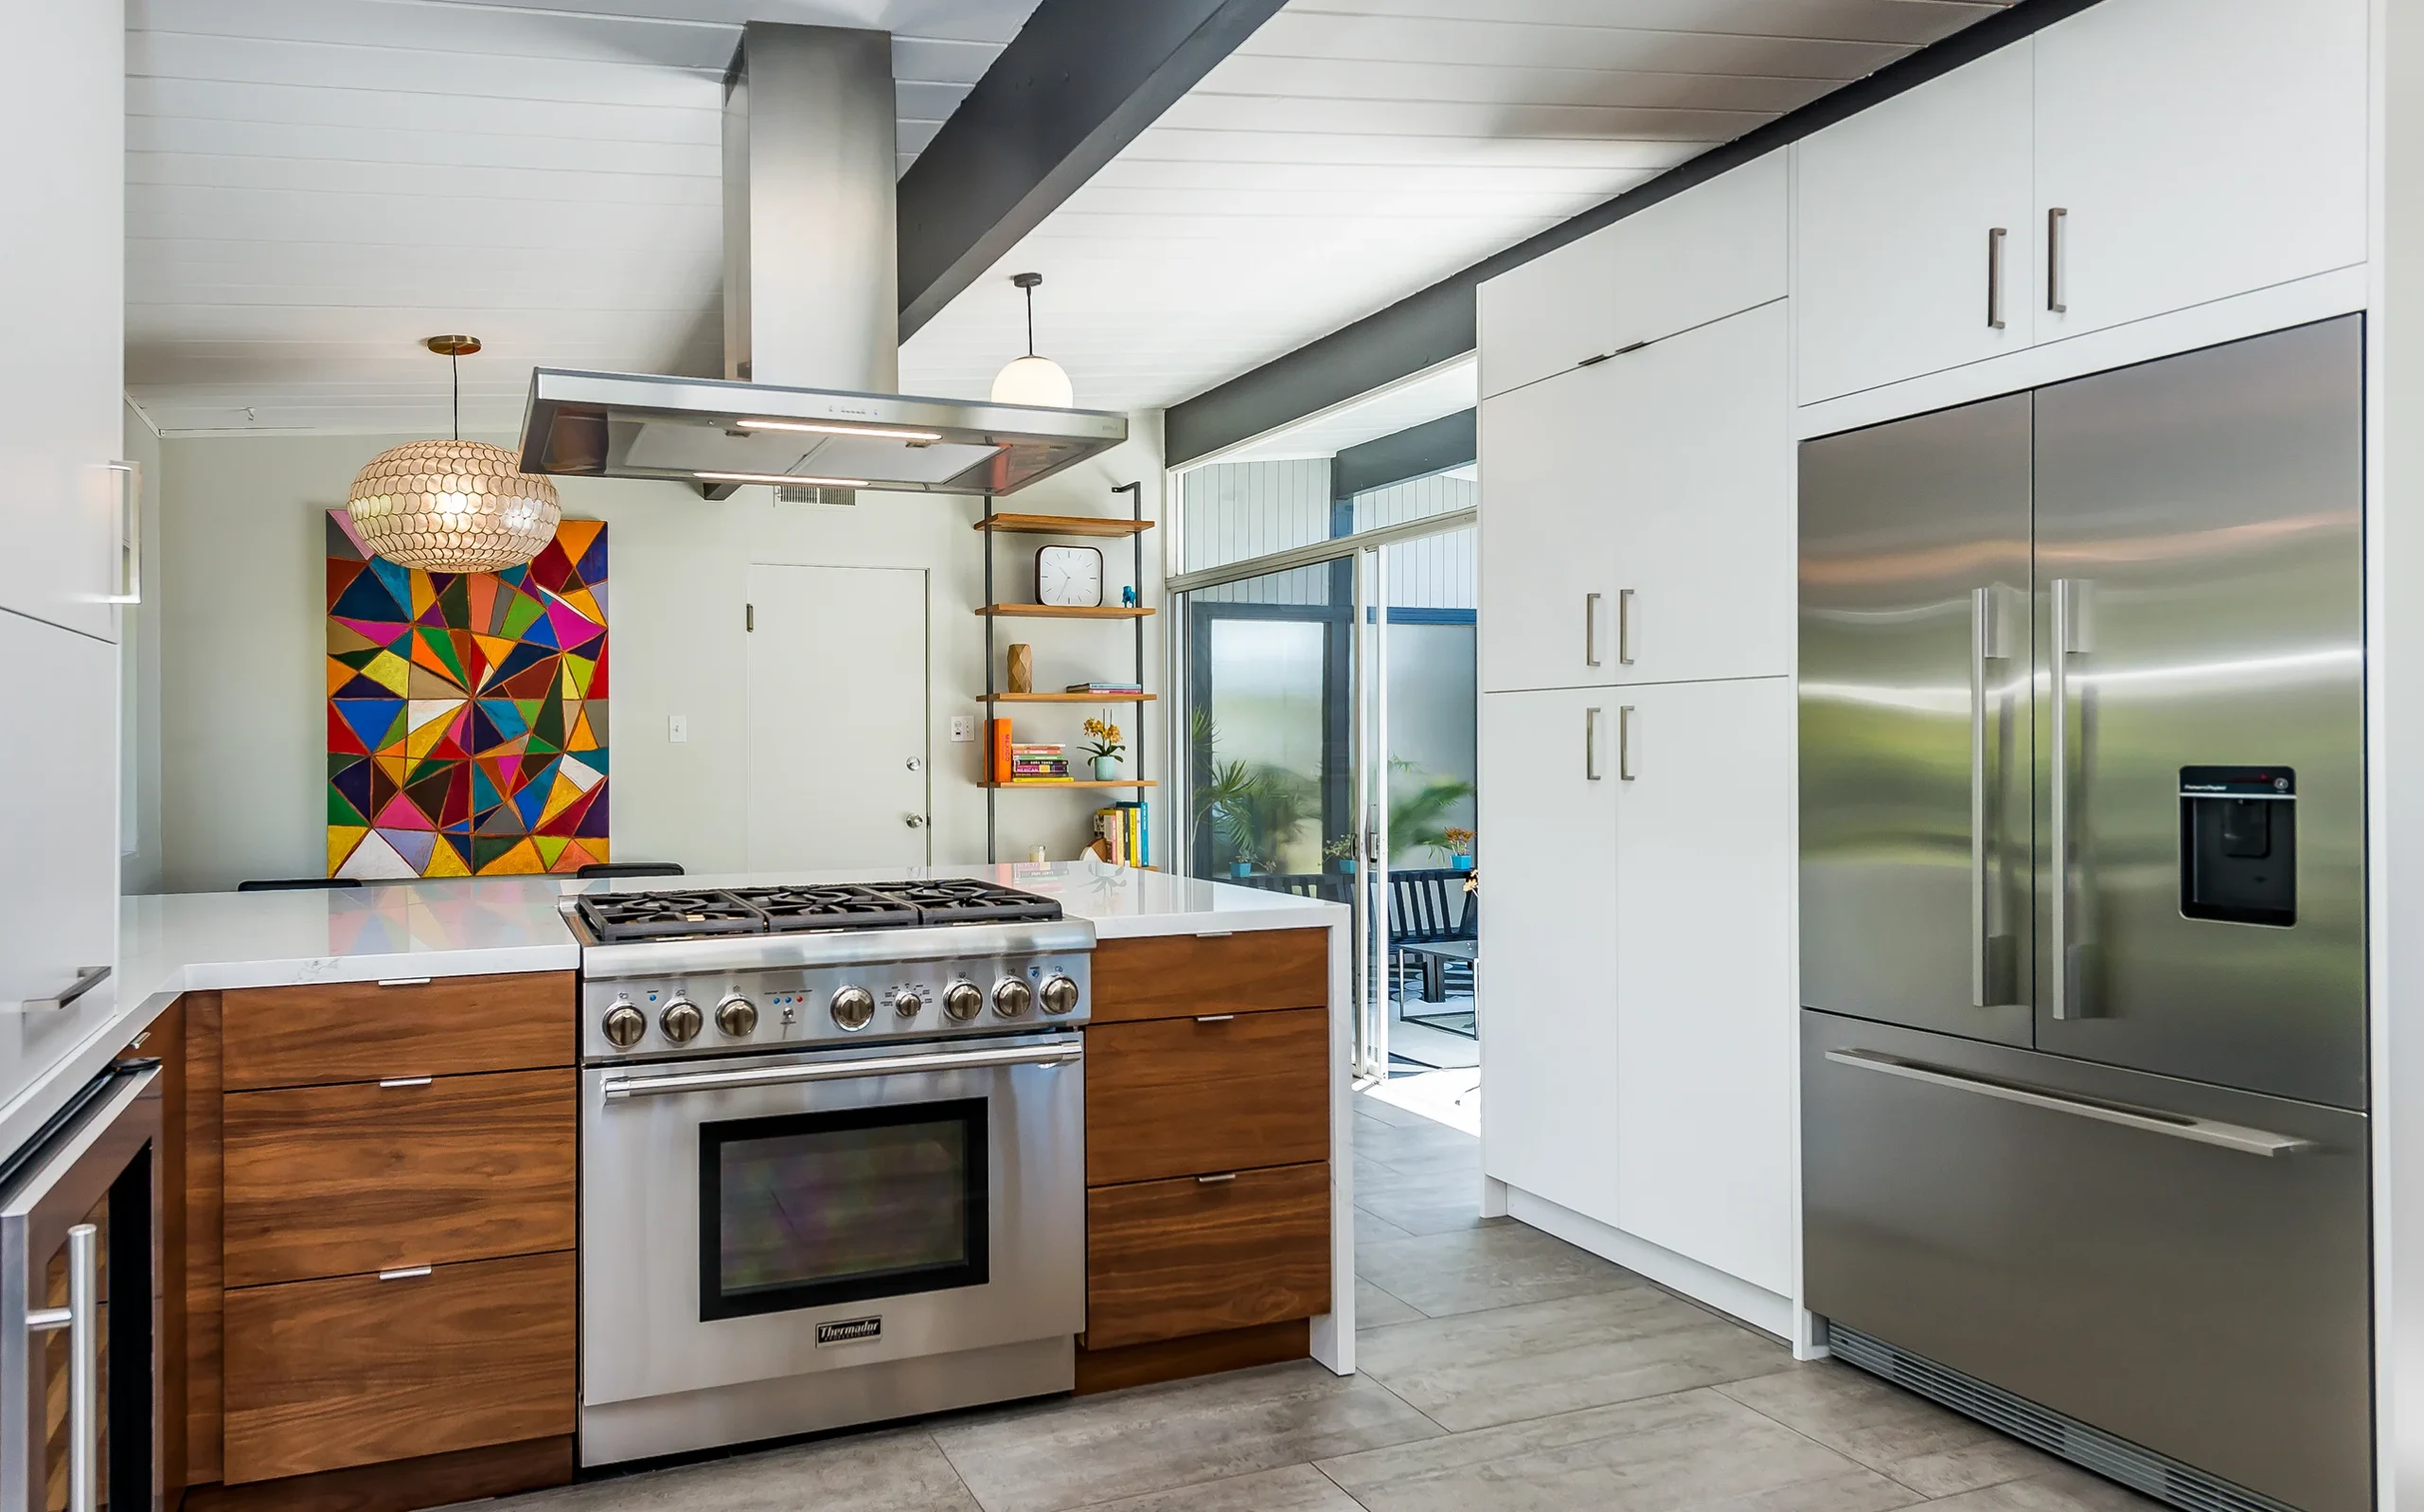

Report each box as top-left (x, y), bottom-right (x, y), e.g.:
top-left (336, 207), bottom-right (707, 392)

top-left (1822, 1049), bottom-right (2314, 1157)
top-left (1196, 931), bottom-right (1234, 939)
top-left (378, 1076), bottom-right (434, 1089)
top-left (378, 1266), bottom-right (432, 1281)
top-left (1197, 1172), bottom-right (1238, 1184)
top-left (1195, 1014), bottom-right (1237, 1023)
top-left (377, 977), bottom-right (433, 988)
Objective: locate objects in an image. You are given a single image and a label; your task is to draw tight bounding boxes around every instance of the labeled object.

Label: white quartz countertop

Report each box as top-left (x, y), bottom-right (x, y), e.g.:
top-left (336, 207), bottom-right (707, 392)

top-left (0, 863), bottom-right (1342, 1158)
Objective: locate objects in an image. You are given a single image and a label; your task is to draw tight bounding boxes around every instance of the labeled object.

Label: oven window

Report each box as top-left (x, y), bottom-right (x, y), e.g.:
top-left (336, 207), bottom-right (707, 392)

top-left (698, 1098), bottom-right (989, 1321)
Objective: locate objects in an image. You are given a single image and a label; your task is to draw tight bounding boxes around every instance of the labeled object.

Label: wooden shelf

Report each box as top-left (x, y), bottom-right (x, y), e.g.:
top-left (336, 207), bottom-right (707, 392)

top-left (976, 513), bottom-right (1155, 538)
top-left (981, 691), bottom-right (1156, 704)
top-left (980, 779), bottom-right (1160, 790)
top-left (975, 603), bottom-right (1154, 619)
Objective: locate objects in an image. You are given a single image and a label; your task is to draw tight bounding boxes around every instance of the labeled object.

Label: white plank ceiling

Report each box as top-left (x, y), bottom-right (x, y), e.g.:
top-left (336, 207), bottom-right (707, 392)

top-left (126, 0), bottom-right (1038, 436)
top-left (129, 0), bottom-right (2014, 438)
top-left (900, 0), bottom-right (2016, 419)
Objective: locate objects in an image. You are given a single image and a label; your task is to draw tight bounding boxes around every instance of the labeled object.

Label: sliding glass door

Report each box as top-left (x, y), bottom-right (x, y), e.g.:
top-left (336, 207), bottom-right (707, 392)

top-left (1171, 517), bottom-right (1475, 1081)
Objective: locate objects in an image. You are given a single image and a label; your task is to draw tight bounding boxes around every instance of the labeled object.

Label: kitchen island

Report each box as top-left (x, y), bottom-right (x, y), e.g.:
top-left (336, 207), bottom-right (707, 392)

top-left (2, 863), bottom-right (1350, 1512)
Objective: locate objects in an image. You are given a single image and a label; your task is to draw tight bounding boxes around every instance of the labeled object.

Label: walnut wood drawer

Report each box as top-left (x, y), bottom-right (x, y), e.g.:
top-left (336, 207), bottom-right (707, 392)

top-left (1084, 1162), bottom-right (1331, 1351)
top-left (222, 971), bottom-right (576, 1090)
top-left (1090, 929), bottom-right (1328, 1024)
top-left (223, 1069), bottom-right (576, 1288)
top-left (1086, 1008), bottom-right (1328, 1187)
top-left (223, 1250), bottom-right (575, 1485)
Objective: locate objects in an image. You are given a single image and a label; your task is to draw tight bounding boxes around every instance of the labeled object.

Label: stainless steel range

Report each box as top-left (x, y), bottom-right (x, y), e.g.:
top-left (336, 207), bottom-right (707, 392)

top-left (568, 879), bottom-right (1092, 1467)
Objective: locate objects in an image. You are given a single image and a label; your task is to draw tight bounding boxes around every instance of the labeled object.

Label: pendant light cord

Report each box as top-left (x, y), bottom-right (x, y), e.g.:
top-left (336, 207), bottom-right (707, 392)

top-left (451, 347), bottom-right (461, 440)
top-left (1024, 282), bottom-right (1036, 358)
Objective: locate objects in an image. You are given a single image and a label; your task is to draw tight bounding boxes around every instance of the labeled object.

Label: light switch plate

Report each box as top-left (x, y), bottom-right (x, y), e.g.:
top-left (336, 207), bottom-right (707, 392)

top-left (949, 715), bottom-right (977, 742)
top-left (668, 714), bottom-right (688, 743)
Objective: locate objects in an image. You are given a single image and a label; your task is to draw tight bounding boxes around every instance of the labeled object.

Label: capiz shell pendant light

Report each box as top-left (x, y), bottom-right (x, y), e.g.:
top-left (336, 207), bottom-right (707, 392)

top-left (990, 272), bottom-right (1075, 409)
top-left (348, 336), bottom-right (561, 573)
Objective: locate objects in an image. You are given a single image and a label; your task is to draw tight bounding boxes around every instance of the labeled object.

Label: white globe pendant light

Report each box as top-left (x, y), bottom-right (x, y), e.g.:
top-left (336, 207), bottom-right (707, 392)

top-left (989, 272), bottom-right (1075, 409)
top-left (347, 336), bottom-right (561, 573)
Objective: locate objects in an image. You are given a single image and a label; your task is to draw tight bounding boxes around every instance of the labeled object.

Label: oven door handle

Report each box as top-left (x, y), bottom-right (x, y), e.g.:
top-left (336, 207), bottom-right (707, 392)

top-left (598, 1040), bottom-right (1084, 1099)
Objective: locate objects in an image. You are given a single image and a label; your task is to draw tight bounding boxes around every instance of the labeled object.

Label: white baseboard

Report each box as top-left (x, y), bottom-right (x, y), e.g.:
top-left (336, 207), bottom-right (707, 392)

top-left (1506, 1185), bottom-right (1795, 1341)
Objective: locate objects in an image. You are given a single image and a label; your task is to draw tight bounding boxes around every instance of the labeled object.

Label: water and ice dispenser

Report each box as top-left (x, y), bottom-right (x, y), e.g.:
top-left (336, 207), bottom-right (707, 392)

top-left (2180, 766), bottom-right (2295, 927)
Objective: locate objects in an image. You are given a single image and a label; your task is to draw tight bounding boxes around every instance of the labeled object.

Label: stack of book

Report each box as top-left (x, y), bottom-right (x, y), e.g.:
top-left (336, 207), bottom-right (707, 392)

top-left (1094, 802), bottom-right (1150, 866)
top-left (1008, 743), bottom-right (1070, 782)
top-left (1064, 681), bottom-right (1145, 697)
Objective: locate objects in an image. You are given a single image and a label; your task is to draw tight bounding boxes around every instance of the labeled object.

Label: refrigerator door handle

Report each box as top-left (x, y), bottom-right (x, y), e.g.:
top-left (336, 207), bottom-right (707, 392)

top-left (2050, 578), bottom-right (2088, 1020)
top-left (1970, 587), bottom-right (2007, 1007)
top-left (1823, 1049), bottom-right (2315, 1157)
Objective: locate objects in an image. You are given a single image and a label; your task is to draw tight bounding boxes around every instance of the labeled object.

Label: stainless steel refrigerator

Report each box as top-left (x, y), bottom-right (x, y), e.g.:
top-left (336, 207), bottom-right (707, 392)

top-left (1799, 316), bottom-right (2369, 1512)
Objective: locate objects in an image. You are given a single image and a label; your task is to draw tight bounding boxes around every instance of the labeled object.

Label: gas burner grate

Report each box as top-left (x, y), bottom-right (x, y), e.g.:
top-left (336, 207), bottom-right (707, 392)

top-left (732, 885), bottom-right (925, 934)
top-left (575, 890), bottom-right (769, 943)
top-left (864, 879), bottom-right (1064, 926)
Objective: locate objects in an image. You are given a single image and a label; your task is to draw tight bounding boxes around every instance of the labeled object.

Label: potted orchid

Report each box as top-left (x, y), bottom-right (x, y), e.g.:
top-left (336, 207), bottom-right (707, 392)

top-left (1441, 827), bottom-right (1475, 871)
top-left (1081, 715), bottom-right (1126, 782)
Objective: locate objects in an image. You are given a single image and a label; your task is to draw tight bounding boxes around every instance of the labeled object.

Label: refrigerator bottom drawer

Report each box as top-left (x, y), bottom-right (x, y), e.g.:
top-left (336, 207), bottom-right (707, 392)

top-left (1801, 1011), bottom-right (2371, 1512)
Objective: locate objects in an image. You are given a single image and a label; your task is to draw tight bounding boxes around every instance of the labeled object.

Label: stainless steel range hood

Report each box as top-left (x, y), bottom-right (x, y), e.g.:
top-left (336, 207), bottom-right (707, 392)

top-left (517, 23), bottom-right (1125, 500)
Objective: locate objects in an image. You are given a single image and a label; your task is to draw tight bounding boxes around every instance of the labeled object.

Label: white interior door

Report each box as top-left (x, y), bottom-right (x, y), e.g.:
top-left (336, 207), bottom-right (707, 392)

top-left (744, 564), bottom-right (930, 871)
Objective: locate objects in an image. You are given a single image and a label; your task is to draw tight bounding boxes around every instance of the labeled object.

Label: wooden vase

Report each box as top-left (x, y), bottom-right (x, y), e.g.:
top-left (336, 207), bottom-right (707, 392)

top-left (1007, 643), bottom-right (1034, 694)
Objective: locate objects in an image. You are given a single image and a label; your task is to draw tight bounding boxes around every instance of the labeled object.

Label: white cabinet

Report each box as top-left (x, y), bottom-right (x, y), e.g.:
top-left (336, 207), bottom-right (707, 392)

top-left (1601, 303), bottom-right (1791, 686)
top-left (0, 0), bottom-right (127, 641)
top-left (1478, 356), bottom-right (1616, 695)
top-left (1794, 42), bottom-right (2036, 405)
top-left (2032, 0), bottom-right (2366, 343)
top-left (1610, 676), bottom-right (1794, 1297)
top-left (1481, 152), bottom-right (1786, 400)
top-left (1478, 676), bottom-right (1796, 1305)
top-left (1476, 686), bottom-right (1618, 1225)
top-left (0, 613), bottom-right (118, 1007)
top-left (1480, 301), bottom-right (1790, 695)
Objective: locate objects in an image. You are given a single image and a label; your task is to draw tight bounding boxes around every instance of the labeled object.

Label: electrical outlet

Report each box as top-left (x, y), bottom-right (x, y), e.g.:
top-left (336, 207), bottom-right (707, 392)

top-left (668, 714), bottom-right (688, 743)
top-left (949, 715), bottom-right (977, 742)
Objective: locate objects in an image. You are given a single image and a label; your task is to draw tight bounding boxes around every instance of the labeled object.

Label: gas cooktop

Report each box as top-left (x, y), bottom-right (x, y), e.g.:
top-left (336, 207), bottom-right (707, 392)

top-left (572, 879), bottom-right (1060, 946)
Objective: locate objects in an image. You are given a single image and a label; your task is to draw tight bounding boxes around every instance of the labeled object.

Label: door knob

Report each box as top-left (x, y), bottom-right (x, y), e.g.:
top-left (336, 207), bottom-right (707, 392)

top-left (905, 756), bottom-right (923, 772)
top-left (904, 814), bottom-right (927, 828)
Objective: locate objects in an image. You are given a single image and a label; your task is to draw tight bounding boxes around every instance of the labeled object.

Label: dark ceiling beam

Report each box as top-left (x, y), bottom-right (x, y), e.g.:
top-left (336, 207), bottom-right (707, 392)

top-left (1163, 0), bottom-right (2103, 468)
top-left (896, 0), bottom-right (1288, 341)
top-left (1333, 409), bottom-right (1477, 500)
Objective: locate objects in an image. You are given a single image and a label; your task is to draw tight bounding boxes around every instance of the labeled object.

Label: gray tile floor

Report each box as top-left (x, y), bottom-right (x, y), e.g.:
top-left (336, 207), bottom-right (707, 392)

top-left (479, 1093), bottom-right (2164, 1512)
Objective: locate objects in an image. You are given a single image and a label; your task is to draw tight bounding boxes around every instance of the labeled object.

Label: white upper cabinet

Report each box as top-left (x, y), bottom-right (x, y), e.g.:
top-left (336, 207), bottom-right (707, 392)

top-left (2032, 0), bottom-right (2366, 342)
top-left (1600, 302), bottom-right (1791, 686)
top-left (1479, 354), bottom-right (1620, 695)
top-left (0, 612), bottom-right (117, 1008)
top-left (0, 0), bottom-right (126, 641)
top-left (1481, 152), bottom-right (1787, 400)
top-left (1477, 685), bottom-right (1620, 1226)
top-left (1480, 301), bottom-right (1790, 695)
top-left (1794, 43), bottom-right (2036, 405)
top-left (1611, 675), bottom-right (1794, 1299)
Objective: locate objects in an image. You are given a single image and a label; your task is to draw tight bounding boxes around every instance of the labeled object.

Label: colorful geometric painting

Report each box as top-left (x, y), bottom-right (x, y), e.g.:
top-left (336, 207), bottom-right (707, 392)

top-left (325, 507), bottom-right (609, 878)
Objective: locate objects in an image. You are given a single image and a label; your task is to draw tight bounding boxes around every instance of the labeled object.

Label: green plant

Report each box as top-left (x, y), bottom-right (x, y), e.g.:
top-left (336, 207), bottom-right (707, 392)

top-left (1186, 710), bottom-right (1316, 873)
top-left (1387, 758), bottom-right (1475, 859)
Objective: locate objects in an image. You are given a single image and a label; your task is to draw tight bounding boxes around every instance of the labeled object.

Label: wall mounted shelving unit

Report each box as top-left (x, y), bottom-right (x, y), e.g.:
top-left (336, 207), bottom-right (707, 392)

top-left (977, 482), bottom-right (1154, 863)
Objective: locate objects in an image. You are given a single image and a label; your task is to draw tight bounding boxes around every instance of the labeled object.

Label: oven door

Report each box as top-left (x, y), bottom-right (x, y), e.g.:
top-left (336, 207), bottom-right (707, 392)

top-left (580, 1031), bottom-right (1084, 1408)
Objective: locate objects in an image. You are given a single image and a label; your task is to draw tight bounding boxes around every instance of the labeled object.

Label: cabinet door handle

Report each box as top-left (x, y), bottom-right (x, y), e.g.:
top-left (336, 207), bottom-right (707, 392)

top-left (378, 1076), bottom-right (434, 1089)
top-left (24, 966), bottom-right (110, 1011)
top-left (1618, 705), bottom-right (1638, 782)
top-left (2046, 206), bottom-right (2068, 313)
top-left (378, 1266), bottom-right (433, 1281)
top-left (1986, 226), bottom-right (2008, 329)
top-left (1584, 706), bottom-right (1604, 782)
top-left (104, 461), bottom-right (141, 605)
top-left (1584, 592), bottom-right (1603, 668)
top-left (1617, 588), bottom-right (1635, 667)
top-left (377, 977), bottom-right (433, 988)
top-left (1194, 1013), bottom-right (1236, 1023)
top-left (1196, 1172), bottom-right (1238, 1184)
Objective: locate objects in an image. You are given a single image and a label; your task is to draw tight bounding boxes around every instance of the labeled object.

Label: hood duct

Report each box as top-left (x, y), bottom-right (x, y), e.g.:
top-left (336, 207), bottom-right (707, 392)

top-left (517, 22), bottom-right (1126, 499)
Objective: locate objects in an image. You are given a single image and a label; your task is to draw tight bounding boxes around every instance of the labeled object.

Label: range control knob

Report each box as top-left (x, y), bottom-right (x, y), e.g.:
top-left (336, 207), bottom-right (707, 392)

top-left (830, 987), bottom-right (876, 1031)
top-left (991, 978), bottom-right (1033, 1019)
top-left (601, 1000), bottom-right (647, 1048)
top-left (660, 998), bottom-right (703, 1044)
top-left (715, 994), bottom-right (758, 1038)
top-left (893, 989), bottom-right (924, 1020)
top-left (943, 983), bottom-right (984, 1022)
top-left (1039, 975), bottom-right (1080, 1016)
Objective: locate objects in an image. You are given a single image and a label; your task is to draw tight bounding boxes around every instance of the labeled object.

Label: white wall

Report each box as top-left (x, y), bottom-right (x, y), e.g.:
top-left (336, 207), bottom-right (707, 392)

top-left (143, 419), bottom-right (1165, 893)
